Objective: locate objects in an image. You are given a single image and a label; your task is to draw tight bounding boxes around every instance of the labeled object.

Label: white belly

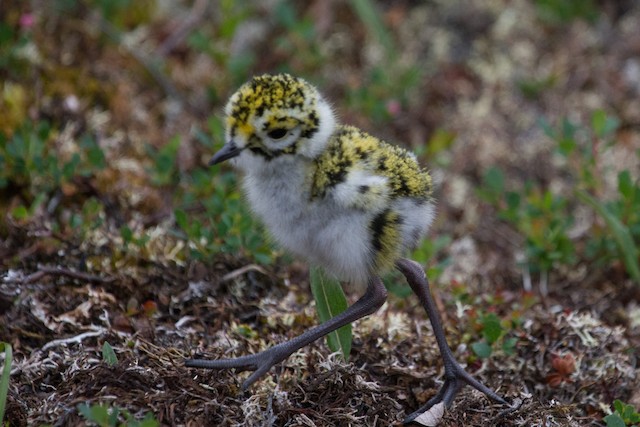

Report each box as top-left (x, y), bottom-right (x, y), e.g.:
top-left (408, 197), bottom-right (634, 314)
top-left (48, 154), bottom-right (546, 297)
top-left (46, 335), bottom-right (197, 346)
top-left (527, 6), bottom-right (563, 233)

top-left (238, 156), bottom-right (435, 287)
top-left (241, 162), bottom-right (373, 286)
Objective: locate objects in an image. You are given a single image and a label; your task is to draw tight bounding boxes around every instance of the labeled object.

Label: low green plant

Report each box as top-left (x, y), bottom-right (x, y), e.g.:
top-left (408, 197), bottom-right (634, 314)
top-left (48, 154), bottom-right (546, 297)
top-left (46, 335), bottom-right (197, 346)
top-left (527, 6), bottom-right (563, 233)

top-left (412, 234), bottom-right (453, 282)
top-left (451, 286), bottom-right (534, 360)
top-left (604, 400), bottom-right (640, 427)
top-left (78, 403), bottom-right (159, 427)
top-left (146, 119), bottom-right (273, 264)
top-left (534, 0), bottom-right (599, 25)
top-left (545, 110), bottom-right (619, 194)
top-left (186, 1), bottom-right (257, 91)
top-left (470, 312), bottom-right (519, 359)
top-left (544, 110), bottom-right (640, 282)
top-left (0, 121), bottom-right (107, 224)
top-left (0, 342), bottom-right (12, 425)
top-left (0, 15), bottom-right (34, 79)
top-left (310, 267), bottom-right (351, 360)
top-left (272, 1), bottom-right (325, 76)
top-left (88, 0), bottom-right (156, 31)
top-left (480, 167), bottom-right (575, 284)
top-left (120, 225), bottom-right (151, 250)
top-left (102, 342), bottom-right (118, 366)
top-left (517, 75), bottom-right (557, 100)
top-left (480, 110), bottom-right (640, 285)
top-left (146, 136), bottom-right (181, 187)
top-left (173, 174), bottom-right (273, 263)
top-left (345, 0), bottom-right (423, 123)
top-left (578, 188), bottom-right (640, 282)
top-left (0, 122), bottom-right (105, 192)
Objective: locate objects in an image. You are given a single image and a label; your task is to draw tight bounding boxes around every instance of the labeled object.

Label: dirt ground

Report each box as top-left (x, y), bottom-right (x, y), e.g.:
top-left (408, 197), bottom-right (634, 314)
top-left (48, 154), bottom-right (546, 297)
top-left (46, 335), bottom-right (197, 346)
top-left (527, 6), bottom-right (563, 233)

top-left (1, 1), bottom-right (640, 426)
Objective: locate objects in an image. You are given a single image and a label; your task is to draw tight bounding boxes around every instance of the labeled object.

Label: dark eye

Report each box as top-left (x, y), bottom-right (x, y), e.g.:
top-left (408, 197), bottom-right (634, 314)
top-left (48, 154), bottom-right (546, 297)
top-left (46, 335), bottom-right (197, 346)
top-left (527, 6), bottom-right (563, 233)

top-left (267, 128), bottom-right (288, 139)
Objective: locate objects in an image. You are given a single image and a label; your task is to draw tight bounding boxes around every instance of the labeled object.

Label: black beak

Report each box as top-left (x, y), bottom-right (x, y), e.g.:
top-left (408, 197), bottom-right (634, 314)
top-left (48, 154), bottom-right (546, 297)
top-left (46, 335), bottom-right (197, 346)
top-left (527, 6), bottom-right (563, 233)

top-left (208, 142), bottom-right (242, 166)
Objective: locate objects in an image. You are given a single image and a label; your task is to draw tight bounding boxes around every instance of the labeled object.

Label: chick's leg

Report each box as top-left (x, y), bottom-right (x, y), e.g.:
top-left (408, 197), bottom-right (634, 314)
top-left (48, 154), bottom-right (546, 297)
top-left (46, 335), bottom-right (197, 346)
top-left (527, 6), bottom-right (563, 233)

top-left (186, 275), bottom-right (387, 390)
top-left (395, 258), bottom-right (508, 424)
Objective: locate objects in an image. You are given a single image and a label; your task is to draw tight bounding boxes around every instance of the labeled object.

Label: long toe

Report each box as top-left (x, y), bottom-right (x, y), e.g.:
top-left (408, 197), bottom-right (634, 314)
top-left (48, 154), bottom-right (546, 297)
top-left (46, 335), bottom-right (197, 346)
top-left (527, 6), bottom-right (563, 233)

top-left (185, 346), bottom-right (286, 386)
top-left (449, 361), bottom-right (509, 406)
top-left (404, 363), bottom-right (508, 425)
top-left (184, 354), bottom-right (260, 371)
top-left (403, 381), bottom-right (450, 424)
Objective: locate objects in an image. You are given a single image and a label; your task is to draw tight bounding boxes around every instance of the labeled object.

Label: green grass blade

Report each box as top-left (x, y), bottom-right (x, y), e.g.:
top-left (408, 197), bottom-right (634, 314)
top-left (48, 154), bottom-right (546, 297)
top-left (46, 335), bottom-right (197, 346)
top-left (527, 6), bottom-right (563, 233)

top-left (577, 190), bottom-right (640, 282)
top-left (349, 0), bottom-right (393, 54)
top-left (0, 342), bottom-right (12, 424)
top-left (309, 267), bottom-right (352, 360)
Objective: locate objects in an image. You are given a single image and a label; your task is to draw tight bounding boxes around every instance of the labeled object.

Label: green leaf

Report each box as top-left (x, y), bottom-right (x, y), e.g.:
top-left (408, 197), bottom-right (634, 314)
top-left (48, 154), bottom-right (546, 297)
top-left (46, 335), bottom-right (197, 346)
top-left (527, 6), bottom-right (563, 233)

top-left (274, 0), bottom-right (296, 28)
top-left (471, 341), bottom-right (492, 359)
top-left (479, 167), bottom-right (505, 204)
top-left (427, 129), bottom-right (456, 156)
top-left (612, 399), bottom-right (640, 424)
top-left (505, 192), bottom-right (521, 210)
top-left (77, 403), bottom-right (94, 420)
top-left (139, 412), bottom-right (160, 427)
top-left (592, 109), bottom-right (607, 137)
top-left (84, 136), bottom-right (106, 169)
top-left (206, 116), bottom-right (225, 148)
top-left (557, 136), bottom-right (576, 157)
top-left (78, 403), bottom-right (112, 425)
top-left (603, 413), bottom-right (626, 427)
top-left (174, 209), bottom-right (188, 231)
top-left (561, 118), bottom-right (578, 141)
top-left (0, 342), bottom-right (12, 424)
top-left (108, 405), bottom-right (120, 426)
top-left (480, 313), bottom-right (503, 344)
top-left (120, 226), bottom-right (133, 245)
top-left (577, 190), bottom-right (640, 283)
top-left (592, 109), bottom-right (619, 139)
top-left (0, 22), bottom-right (14, 44)
top-left (502, 337), bottom-right (518, 355)
top-left (10, 205), bottom-right (29, 220)
top-left (484, 167), bottom-right (504, 195)
top-left (102, 341), bottom-right (118, 366)
top-left (309, 267), bottom-right (352, 360)
top-left (618, 171), bottom-right (634, 200)
top-left (151, 136), bottom-right (181, 185)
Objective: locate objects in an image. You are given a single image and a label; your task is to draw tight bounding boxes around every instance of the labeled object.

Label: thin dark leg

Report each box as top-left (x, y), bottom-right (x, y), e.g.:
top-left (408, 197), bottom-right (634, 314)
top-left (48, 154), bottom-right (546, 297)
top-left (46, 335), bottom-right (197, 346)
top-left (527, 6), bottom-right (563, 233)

top-left (186, 276), bottom-right (388, 390)
top-left (396, 258), bottom-right (508, 424)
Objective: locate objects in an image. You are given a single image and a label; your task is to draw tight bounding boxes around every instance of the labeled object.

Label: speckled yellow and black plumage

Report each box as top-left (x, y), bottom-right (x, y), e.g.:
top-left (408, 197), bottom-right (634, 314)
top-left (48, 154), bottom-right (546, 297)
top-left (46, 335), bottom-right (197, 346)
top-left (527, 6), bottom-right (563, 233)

top-left (225, 74), bottom-right (321, 158)
top-left (311, 125), bottom-right (432, 200)
top-left (310, 125), bottom-right (432, 272)
top-left (217, 73), bottom-right (435, 284)
top-left (189, 74), bottom-right (509, 420)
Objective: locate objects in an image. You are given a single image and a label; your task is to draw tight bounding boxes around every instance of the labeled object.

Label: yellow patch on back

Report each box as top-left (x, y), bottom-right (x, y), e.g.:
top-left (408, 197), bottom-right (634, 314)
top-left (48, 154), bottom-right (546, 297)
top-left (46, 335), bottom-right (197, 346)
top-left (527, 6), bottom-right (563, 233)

top-left (311, 125), bottom-right (432, 200)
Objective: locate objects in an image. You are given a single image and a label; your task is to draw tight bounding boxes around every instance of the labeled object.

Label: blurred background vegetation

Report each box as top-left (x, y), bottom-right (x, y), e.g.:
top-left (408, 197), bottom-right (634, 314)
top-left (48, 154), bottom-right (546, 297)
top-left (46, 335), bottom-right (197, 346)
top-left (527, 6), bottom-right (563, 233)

top-left (1, 0), bottom-right (640, 425)
top-left (2, 0), bottom-right (638, 287)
